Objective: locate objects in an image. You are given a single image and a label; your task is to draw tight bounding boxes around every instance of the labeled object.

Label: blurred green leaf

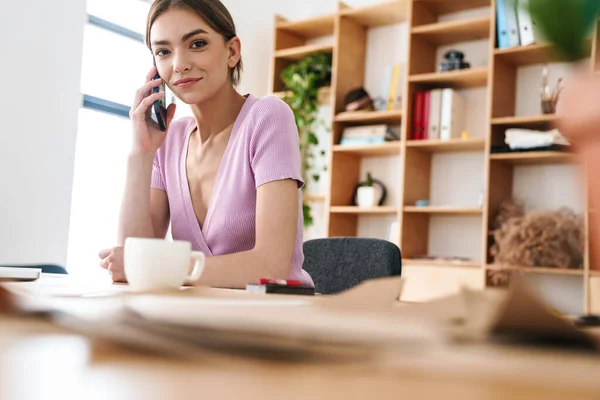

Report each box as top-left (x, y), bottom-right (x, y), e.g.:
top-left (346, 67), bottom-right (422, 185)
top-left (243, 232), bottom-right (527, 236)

top-left (307, 132), bottom-right (319, 145)
top-left (523, 0), bottom-right (600, 61)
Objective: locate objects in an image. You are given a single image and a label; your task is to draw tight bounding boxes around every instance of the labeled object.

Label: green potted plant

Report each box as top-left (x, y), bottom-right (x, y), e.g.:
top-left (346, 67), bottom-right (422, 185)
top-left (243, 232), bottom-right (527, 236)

top-left (280, 53), bottom-right (332, 227)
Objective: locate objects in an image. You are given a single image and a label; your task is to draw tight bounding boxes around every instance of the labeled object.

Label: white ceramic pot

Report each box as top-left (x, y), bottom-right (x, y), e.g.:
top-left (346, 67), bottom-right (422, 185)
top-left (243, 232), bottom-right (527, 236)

top-left (357, 186), bottom-right (377, 208)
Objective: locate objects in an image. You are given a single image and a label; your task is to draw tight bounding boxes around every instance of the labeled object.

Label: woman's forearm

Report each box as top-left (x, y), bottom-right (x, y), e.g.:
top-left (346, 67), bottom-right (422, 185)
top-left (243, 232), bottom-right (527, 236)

top-left (117, 152), bottom-right (156, 245)
top-left (195, 249), bottom-right (292, 289)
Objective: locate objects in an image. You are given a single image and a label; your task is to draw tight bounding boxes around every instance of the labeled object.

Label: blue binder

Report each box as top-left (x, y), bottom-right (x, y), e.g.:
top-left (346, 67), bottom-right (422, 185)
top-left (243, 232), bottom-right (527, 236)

top-left (496, 0), bottom-right (510, 49)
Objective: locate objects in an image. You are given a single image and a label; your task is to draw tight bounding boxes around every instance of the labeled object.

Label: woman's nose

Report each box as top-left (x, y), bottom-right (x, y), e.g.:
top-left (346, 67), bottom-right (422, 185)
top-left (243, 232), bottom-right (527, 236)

top-left (173, 53), bottom-right (192, 74)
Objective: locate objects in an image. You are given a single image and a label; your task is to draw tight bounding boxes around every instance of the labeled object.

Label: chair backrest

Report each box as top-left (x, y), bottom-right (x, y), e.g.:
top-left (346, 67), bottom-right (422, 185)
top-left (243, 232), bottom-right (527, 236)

top-left (302, 237), bottom-right (401, 295)
top-left (2, 264), bottom-right (68, 274)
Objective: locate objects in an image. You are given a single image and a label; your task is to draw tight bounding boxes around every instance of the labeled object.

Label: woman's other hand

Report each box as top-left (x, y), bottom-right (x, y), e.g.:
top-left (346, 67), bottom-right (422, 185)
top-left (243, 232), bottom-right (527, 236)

top-left (99, 246), bottom-right (127, 283)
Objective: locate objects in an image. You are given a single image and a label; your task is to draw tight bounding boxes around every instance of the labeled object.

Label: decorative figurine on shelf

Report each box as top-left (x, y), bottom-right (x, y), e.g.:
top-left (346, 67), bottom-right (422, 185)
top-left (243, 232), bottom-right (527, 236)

top-left (343, 87), bottom-right (375, 112)
top-left (353, 172), bottom-right (387, 208)
top-left (540, 65), bottom-right (563, 114)
top-left (438, 50), bottom-right (471, 72)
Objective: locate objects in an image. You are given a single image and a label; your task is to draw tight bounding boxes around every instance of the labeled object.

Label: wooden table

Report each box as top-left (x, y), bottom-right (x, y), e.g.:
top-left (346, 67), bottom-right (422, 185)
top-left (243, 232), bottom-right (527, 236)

top-left (2, 275), bottom-right (600, 400)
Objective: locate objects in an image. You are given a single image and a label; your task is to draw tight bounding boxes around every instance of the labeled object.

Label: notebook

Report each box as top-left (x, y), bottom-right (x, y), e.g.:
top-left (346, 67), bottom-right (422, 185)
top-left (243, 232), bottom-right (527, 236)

top-left (0, 267), bottom-right (41, 281)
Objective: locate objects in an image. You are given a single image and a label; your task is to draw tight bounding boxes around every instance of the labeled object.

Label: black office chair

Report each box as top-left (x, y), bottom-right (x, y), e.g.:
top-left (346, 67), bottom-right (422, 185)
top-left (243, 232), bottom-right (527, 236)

top-left (302, 237), bottom-right (401, 295)
top-left (1, 264), bottom-right (68, 274)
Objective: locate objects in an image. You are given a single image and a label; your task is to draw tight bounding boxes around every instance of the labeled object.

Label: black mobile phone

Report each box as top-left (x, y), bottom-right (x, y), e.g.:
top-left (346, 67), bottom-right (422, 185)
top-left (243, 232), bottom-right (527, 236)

top-left (151, 61), bottom-right (167, 131)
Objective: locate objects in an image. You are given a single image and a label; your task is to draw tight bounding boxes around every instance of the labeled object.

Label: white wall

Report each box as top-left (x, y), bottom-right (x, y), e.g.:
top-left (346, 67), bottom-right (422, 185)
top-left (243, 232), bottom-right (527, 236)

top-left (222, 0), bottom-right (380, 97)
top-left (0, 0), bottom-right (86, 265)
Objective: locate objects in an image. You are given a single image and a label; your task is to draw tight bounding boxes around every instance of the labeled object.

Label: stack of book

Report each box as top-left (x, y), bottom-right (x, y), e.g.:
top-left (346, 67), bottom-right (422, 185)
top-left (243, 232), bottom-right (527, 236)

top-left (496, 0), bottom-right (536, 49)
top-left (411, 88), bottom-right (466, 141)
top-left (340, 124), bottom-right (400, 146)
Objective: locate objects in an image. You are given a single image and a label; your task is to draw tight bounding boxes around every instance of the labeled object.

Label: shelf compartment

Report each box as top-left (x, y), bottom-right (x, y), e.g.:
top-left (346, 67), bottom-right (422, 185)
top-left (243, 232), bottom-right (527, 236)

top-left (409, 67), bottom-right (488, 89)
top-left (486, 264), bottom-right (584, 276)
top-left (276, 14), bottom-right (336, 38)
top-left (274, 43), bottom-right (334, 61)
top-left (494, 39), bottom-right (592, 66)
top-left (411, 16), bottom-right (491, 45)
top-left (489, 151), bottom-right (574, 165)
top-left (333, 142), bottom-right (401, 157)
top-left (406, 138), bottom-right (485, 153)
top-left (403, 206), bottom-right (483, 215)
top-left (403, 258), bottom-right (481, 268)
top-left (340, 1), bottom-right (408, 27)
top-left (330, 206), bottom-right (398, 214)
top-left (334, 109), bottom-right (402, 125)
top-left (491, 114), bottom-right (558, 127)
top-left (415, 0), bottom-right (491, 17)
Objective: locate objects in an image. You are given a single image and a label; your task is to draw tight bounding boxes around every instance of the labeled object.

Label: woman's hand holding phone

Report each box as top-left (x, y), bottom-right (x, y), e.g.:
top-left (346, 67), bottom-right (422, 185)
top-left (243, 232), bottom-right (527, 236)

top-left (129, 66), bottom-right (177, 155)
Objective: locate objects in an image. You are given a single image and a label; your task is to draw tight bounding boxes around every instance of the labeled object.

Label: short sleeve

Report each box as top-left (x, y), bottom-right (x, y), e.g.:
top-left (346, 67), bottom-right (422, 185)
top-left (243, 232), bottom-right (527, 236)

top-left (249, 97), bottom-right (304, 189)
top-left (151, 151), bottom-right (166, 191)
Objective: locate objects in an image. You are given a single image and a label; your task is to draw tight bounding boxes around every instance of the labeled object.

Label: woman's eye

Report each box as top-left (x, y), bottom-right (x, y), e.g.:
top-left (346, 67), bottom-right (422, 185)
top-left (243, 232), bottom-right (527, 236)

top-left (156, 49), bottom-right (170, 57)
top-left (191, 40), bottom-right (207, 49)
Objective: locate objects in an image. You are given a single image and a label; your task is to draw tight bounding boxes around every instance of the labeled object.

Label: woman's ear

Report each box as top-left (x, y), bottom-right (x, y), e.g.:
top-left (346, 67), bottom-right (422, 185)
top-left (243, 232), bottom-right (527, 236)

top-left (227, 37), bottom-right (241, 68)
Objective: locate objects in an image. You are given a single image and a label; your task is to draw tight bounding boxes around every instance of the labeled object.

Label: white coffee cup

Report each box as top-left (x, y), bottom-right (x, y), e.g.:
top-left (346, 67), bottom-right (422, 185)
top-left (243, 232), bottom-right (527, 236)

top-left (124, 238), bottom-right (205, 292)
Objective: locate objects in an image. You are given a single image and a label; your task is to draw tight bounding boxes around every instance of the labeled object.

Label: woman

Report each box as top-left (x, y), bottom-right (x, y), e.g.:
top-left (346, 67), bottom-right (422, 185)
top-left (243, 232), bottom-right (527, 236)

top-left (99, 0), bottom-right (314, 289)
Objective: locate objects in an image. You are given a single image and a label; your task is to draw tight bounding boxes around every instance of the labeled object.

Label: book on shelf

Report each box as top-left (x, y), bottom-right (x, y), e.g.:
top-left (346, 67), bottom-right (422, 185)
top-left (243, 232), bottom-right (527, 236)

top-left (411, 88), bottom-right (465, 141)
top-left (427, 89), bottom-right (442, 140)
top-left (496, 0), bottom-right (537, 49)
top-left (378, 63), bottom-right (403, 111)
top-left (340, 124), bottom-right (400, 146)
top-left (516, 0), bottom-right (535, 46)
top-left (439, 89), bottom-right (466, 141)
top-left (505, 0), bottom-right (520, 47)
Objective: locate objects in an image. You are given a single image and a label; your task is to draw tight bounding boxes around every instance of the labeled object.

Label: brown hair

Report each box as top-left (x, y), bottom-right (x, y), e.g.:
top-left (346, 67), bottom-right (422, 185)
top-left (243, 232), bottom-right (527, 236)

top-left (146, 0), bottom-right (243, 86)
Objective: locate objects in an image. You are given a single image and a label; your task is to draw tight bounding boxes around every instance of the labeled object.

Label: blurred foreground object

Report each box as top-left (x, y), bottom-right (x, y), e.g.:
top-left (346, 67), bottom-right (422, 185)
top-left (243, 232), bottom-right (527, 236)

top-left (0, 286), bottom-right (15, 313)
top-left (524, 0), bottom-right (600, 61)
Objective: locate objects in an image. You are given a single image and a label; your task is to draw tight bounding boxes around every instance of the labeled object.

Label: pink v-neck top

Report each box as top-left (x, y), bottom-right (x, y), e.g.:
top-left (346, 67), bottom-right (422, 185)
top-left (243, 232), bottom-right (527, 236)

top-left (151, 94), bottom-right (314, 287)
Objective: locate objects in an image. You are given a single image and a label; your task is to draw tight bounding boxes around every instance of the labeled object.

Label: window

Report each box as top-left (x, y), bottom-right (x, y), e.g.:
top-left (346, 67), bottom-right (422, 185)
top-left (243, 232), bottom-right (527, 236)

top-left (66, 0), bottom-right (150, 278)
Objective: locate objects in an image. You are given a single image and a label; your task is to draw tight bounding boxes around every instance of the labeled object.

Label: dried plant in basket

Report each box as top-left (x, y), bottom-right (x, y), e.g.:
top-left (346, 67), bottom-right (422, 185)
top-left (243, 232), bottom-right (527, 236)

top-left (489, 200), bottom-right (585, 270)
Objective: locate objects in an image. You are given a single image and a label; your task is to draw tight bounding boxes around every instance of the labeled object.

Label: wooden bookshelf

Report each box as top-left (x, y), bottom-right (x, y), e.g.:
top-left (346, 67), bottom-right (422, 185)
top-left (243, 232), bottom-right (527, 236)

top-left (406, 138), bottom-right (485, 152)
top-left (491, 114), bottom-right (558, 126)
top-left (404, 258), bottom-right (481, 268)
top-left (334, 109), bottom-right (402, 124)
top-left (330, 206), bottom-right (398, 215)
top-left (276, 14), bottom-right (335, 38)
top-left (339, 0), bottom-right (409, 27)
top-left (274, 43), bottom-right (334, 61)
top-left (412, 0), bottom-right (490, 18)
top-left (487, 264), bottom-right (585, 276)
top-left (269, 0), bottom-right (598, 311)
top-left (489, 151), bottom-right (575, 165)
top-left (409, 67), bottom-right (488, 88)
top-left (411, 16), bottom-right (491, 45)
top-left (332, 142), bottom-right (401, 157)
top-left (403, 206), bottom-right (483, 215)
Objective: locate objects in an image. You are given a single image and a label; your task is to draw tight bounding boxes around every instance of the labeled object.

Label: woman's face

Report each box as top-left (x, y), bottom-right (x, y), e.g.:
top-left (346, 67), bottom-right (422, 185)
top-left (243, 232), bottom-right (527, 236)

top-left (149, 8), bottom-right (240, 105)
